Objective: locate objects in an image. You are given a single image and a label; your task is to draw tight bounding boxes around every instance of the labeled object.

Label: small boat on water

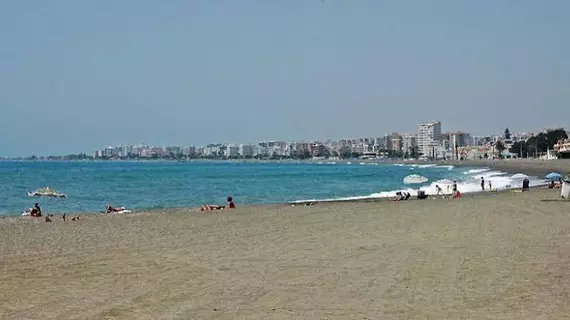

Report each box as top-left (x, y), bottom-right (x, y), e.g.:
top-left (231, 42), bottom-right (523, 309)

top-left (28, 186), bottom-right (66, 198)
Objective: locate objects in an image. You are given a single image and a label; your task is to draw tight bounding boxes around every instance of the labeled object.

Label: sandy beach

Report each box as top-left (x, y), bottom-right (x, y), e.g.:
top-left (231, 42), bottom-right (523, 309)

top-left (2, 183), bottom-right (570, 319)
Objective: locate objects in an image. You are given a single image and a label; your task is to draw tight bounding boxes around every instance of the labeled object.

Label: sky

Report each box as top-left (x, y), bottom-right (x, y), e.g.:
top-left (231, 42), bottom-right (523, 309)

top-left (1, 0), bottom-right (569, 156)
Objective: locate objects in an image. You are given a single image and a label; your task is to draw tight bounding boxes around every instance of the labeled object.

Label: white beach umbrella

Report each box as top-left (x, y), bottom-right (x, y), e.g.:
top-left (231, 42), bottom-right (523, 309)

top-left (510, 173), bottom-right (529, 179)
top-left (27, 186), bottom-right (66, 215)
top-left (403, 174), bottom-right (428, 184)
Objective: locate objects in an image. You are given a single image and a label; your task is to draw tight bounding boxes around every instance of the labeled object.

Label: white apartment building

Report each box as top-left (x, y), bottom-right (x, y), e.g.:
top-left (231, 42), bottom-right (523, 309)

top-left (239, 144), bottom-right (255, 157)
top-left (225, 145), bottom-right (239, 158)
top-left (417, 121), bottom-right (442, 158)
top-left (182, 146), bottom-right (196, 157)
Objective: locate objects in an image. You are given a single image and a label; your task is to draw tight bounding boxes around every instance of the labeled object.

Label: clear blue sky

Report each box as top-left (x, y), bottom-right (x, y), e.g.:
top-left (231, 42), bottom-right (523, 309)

top-left (1, 0), bottom-right (569, 156)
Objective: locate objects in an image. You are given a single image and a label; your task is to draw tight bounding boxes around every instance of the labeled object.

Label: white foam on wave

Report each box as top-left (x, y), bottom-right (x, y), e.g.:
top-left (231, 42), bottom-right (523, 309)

top-left (463, 168), bottom-right (490, 174)
top-left (395, 163), bottom-right (453, 170)
top-left (292, 169), bottom-right (548, 203)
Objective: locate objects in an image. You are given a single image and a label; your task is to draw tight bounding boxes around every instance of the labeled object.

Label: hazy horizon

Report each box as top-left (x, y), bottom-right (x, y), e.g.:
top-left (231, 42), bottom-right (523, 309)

top-left (1, 1), bottom-right (569, 157)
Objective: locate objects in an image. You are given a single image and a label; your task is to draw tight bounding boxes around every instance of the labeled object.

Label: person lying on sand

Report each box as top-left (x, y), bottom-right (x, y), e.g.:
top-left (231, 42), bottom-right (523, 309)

top-left (104, 204), bottom-right (125, 213)
top-left (201, 197), bottom-right (235, 211)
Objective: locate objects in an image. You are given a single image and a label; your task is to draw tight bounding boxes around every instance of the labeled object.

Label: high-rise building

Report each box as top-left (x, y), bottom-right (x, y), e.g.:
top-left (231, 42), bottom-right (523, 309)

top-left (225, 145), bottom-right (239, 158)
top-left (310, 142), bottom-right (327, 157)
top-left (390, 133), bottom-right (403, 152)
top-left (401, 133), bottom-right (417, 155)
top-left (374, 135), bottom-right (392, 151)
top-left (448, 132), bottom-right (471, 147)
top-left (239, 144), bottom-right (255, 157)
top-left (417, 121), bottom-right (442, 158)
top-left (182, 146), bottom-right (196, 157)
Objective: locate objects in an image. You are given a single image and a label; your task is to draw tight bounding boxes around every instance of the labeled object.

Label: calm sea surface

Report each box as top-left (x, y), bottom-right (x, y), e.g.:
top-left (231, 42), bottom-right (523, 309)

top-left (0, 160), bottom-right (480, 216)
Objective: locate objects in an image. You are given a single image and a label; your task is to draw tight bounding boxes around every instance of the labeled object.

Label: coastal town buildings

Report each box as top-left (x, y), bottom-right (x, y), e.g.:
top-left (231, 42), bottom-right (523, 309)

top-left (90, 121), bottom-right (564, 161)
top-left (553, 138), bottom-right (570, 159)
top-left (442, 131), bottom-right (472, 160)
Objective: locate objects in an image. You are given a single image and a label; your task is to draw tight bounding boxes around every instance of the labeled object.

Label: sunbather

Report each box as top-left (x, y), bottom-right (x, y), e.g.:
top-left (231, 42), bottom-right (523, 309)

top-left (105, 204), bottom-right (123, 213)
top-left (201, 197), bottom-right (236, 211)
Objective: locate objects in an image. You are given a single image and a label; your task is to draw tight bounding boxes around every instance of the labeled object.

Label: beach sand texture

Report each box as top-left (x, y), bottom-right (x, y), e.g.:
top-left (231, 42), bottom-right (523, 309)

top-left (2, 187), bottom-right (570, 319)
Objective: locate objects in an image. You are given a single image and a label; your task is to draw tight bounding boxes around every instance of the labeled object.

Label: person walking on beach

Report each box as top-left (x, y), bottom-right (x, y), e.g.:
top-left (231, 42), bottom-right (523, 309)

top-left (488, 180), bottom-right (492, 190)
top-left (480, 177), bottom-right (485, 191)
top-left (435, 185), bottom-right (443, 195)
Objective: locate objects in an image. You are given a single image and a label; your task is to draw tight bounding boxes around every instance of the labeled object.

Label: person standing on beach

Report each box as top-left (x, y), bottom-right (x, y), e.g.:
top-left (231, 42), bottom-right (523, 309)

top-left (480, 177), bottom-right (485, 190)
top-left (488, 180), bottom-right (492, 190)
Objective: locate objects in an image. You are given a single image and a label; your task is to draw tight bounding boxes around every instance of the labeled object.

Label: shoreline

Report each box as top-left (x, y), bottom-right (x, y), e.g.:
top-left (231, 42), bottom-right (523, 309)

top-left (403, 158), bottom-right (570, 177)
top-left (1, 159), bottom-right (568, 218)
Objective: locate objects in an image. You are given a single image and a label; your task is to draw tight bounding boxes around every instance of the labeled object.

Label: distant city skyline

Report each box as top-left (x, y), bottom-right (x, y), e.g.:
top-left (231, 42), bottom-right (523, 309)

top-left (1, 1), bottom-right (569, 157)
top-left (1, 122), bottom-right (559, 158)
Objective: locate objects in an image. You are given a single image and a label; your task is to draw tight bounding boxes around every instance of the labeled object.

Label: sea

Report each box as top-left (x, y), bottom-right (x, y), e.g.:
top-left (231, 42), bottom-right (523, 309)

top-left (0, 160), bottom-right (545, 216)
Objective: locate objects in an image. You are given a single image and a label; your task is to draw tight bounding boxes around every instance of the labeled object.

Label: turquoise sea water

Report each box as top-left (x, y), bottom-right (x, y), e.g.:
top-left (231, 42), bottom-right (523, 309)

top-left (0, 160), bottom-right (490, 216)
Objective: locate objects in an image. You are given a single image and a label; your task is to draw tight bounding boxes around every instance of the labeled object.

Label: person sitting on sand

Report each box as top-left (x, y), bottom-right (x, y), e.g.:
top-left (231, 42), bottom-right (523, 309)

top-left (201, 197), bottom-right (236, 211)
top-left (226, 196), bottom-right (235, 209)
top-left (452, 189), bottom-right (462, 199)
top-left (390, 192), bottom-right (405, 202)
top-left (30, 203), bottom-right (42, 217)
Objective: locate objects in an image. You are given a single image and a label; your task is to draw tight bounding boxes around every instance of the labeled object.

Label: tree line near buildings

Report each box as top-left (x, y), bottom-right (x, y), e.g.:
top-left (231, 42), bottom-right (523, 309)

top-left (504, 128), bottom-right (568, 158)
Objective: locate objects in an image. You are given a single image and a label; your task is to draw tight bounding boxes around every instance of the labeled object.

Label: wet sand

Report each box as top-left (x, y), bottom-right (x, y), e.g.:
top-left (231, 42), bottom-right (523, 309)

top-left (2, 187), bottom-right (570, 319)
top-left (426, 159), bottom-right (570, 177)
